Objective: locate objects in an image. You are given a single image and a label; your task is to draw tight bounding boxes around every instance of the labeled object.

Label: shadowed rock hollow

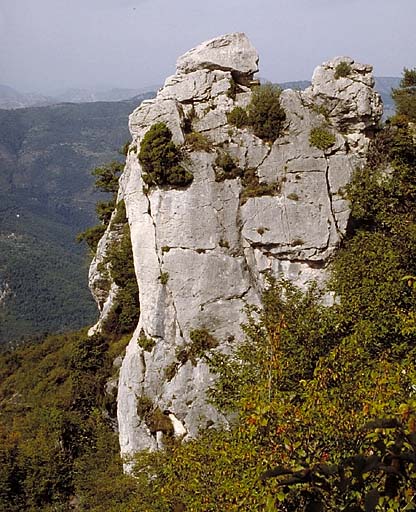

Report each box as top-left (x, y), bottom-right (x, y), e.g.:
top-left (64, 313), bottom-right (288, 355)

top-left (87, 33), bottom-right (382, 463)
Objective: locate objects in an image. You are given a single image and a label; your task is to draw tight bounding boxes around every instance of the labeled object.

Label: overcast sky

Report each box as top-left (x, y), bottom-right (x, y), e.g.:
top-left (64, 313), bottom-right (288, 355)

top-left (1, 0), bottom-right (415, 94)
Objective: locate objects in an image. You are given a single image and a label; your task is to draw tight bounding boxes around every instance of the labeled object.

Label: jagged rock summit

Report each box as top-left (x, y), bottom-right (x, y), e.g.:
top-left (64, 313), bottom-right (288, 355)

top-left (176, 32), bottom-right (259, 78)
top-left (88, 33), bottom-right (382, 464)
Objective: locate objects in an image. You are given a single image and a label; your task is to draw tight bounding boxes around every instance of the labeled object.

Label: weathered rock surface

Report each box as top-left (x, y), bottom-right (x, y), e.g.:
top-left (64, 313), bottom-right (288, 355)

top-left (88, 33), bottom-right (382, 464)
top-left (177, 32), bottom-right (258, 79)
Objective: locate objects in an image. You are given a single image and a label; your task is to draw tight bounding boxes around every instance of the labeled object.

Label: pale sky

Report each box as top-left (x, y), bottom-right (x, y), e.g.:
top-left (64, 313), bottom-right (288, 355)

top-left (0, 0), bottom-right (415, 94)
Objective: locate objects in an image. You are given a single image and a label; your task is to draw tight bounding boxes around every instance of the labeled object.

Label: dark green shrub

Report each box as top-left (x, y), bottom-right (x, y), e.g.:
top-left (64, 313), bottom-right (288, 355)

top-left (77, 160), bottom-right (124, 251)
top-left (309, 126), bottom-right (336, 151)
top-left (247, 84), bottom-right (286, 142)
top-left (310, 103), bottom-right (331, 120)
top-left (240, 168), bottom-right (281, 204)
top-left (92, 161), bottom-right (124, 194)
top-left (165, 362), bottom-right (178, 381)
top-left (334, 61), bottom-right (352, 79)
top-left (227, 107), bottom-right (249, 128)
top-left (145, 408), bottom-right (173, 435)
top-left (214, 151), bottom-right (243, 181)
top-left (76, 224), bottom-right (106, 252)
top-left (226, 78), bottom-right (238, 100)
top-left (102, 224), bottom-right (140, 335)
top-left (120, 141), bottom-right (130, 156)
top-left (188, 329), bottom-right (219, 364)
top-left (110, 200), bottom-right (127, 227)
top-left (138, 123), bottom-right (193, 187)
top-left (392, 67), bottom-right (416, 121)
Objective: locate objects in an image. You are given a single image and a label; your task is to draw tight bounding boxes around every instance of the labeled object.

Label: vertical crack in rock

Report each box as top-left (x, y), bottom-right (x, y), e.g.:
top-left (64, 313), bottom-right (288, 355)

top-left (324, 155), bottom-right (341, 237)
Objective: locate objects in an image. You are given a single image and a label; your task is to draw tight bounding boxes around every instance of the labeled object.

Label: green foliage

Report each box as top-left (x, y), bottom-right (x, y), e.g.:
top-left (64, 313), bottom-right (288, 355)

top-left (214, 151), bottom-right (243, 181)
top-left (247, 83), bottom-right (286, 142)
top-left (310, 103), bottom-right (331, 120)
top-left (392, 67), bottom-right (416, 121)
top-left (110, 199), bottom-right (127, 227)
top-left (77, 159), bottom-right (124, 253)
top-left (334, 61), bottom-right (352, 79)
top-left (120, 141), bottom-right (130, 156)
top-left (226, 77), bottom-right (239, 100)
top-left (188, 328), bottom-right (219, 363)
top-left (309, 126), bottom-right (336, 151)
top-left (184, 131), bottom-right (212, 151)
top-left (159, 271), bottom-right (169, 285)
top-left (102, 224), bottom-right (140, 336)
top-left (227, 106), bottom-right (249, 128)
top-left (0, 94), bottom-right (156, 343)
top-left (2, 99), bottom-right (416, 511)
top-left (136, 395), bottom-right (153, 417)
top-left (92, 161), bottom-right (124, 194)
top-left (0, 328), bottom-right (133, 511)
top-left (137, 331), bottom-right (156, 352)
top-left (286, 192), bottom-right (299, 201)
top-left (95, 198), bottom-right (116, 224)
top-left (240, 168), bottom-right (281, 204)
top-left (139, 123), bottom-right (193, 187)
top-left (76, 223), bottom-right (106, 253)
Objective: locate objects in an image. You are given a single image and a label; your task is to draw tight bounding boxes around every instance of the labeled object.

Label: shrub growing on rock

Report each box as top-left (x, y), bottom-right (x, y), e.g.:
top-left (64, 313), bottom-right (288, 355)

top-left (309, 126), bottom-right (336, 151)
top-left (214, 151), bottom-right (243, 181)
top-left (138, 123), bottom-right (193, 187)
top-left (184, 131), bottom-right (212, 151)
top-left (227, 106), bottom-right (249, 128)
top-left (334, 61), bottom-right (352, 79)
top-left (247, 83), bottom-right (286, 142)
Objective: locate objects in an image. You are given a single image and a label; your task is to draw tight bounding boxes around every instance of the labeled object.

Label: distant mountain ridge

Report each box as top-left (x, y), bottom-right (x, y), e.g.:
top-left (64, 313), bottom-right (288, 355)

top-left (0, 92), bottom-right (155, 343)
top-left (0, 78), bottom-right (399, 112)
top-left (0, 84), bottom-right (159, 110)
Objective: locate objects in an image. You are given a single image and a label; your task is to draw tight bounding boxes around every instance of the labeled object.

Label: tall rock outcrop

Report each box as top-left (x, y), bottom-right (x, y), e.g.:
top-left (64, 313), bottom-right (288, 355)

top-left (88, 33), bottom-right (382, 462)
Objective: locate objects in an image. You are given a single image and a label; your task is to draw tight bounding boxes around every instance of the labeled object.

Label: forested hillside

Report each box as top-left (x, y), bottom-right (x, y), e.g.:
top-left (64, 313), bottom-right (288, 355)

top-left (0, 67), bottom-right (414, 511)
top-left (0, 93), bottom-right (154, 343)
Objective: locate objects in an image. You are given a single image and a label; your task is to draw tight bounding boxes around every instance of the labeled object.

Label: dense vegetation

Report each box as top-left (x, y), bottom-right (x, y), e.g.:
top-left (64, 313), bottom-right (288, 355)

top-left (0, 71), bottom-right (415, 510)
top-left (0, 93), bottom-right (154, 343)
top-left (392, 68), bottom-right (416, 121)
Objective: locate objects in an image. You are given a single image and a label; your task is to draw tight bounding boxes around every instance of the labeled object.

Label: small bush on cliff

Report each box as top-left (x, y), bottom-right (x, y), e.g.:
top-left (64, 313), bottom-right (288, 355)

top-left (214, 151), bottom-right (243, 181)
top-left (77, 159), bottom-right (124, 252)
top-left (334, 61), bottom-right (352, 79)
top-left (247, 83), bottom-right (286, 142)
top-left (184, 131), bottom-right (212, 151)
top-left (309, 126), bottom-right (336, 151)
top-left (227, 106), bottom-right (249, 128)
top-left (139, 122), bottom-right (193, 187)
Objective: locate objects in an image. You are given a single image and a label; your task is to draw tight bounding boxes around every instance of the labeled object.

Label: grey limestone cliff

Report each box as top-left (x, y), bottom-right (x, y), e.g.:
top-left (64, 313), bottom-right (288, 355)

top-left (88, 33), bottom-right (382, 462)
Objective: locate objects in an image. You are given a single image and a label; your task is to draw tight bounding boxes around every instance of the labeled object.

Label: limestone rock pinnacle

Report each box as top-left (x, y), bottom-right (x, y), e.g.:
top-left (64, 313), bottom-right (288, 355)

top-left (87, 34), bottom-right (383, 467)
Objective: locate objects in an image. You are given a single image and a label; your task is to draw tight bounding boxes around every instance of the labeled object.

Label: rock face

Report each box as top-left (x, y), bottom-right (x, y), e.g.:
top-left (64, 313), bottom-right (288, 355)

top-left (88, 34), bottom-right (382, 463)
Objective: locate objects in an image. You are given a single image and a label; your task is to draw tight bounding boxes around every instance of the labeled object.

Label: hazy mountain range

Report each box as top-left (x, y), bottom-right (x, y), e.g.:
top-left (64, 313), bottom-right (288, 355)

top-left (0, 77), bottom-right (400, 113)
top-left (0, 84), bottom-right (159, 110)
top-left (0, 92), bottom-right (154, 343)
